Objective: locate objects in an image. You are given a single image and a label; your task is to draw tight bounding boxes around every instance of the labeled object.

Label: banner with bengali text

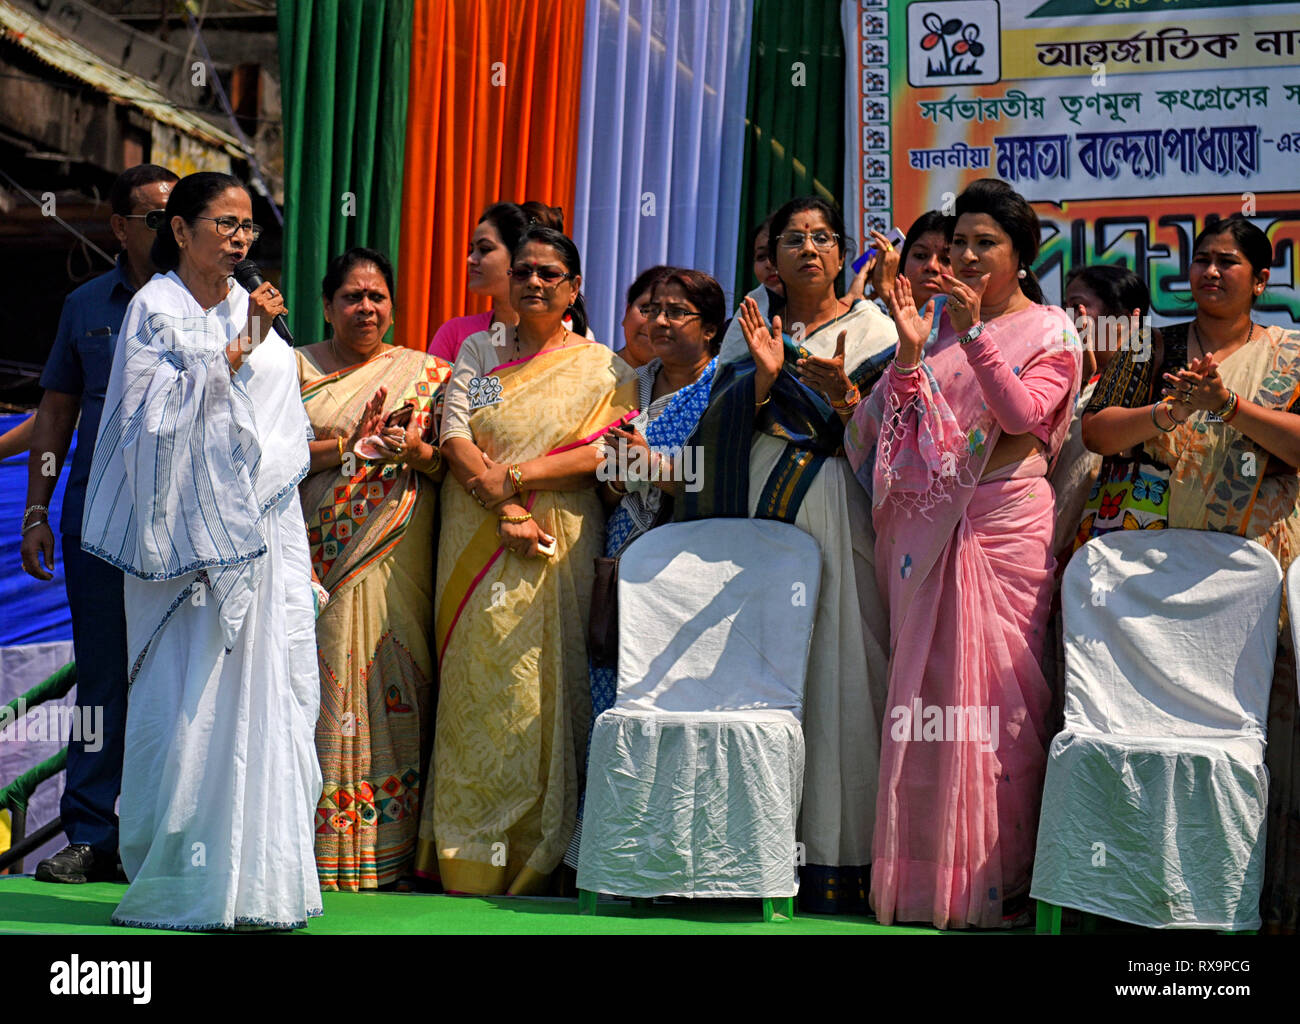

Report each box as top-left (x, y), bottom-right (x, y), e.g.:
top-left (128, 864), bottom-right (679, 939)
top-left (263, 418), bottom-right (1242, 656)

top-left (843, 0), bottom-right (1300, 326)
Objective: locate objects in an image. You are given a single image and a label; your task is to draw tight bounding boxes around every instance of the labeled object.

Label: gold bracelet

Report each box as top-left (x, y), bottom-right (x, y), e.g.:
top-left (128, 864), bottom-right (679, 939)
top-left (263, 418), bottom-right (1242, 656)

top-left (508, 464), bottom-right (524, 493)
top-left (499, 512), bottom-right (533, 524)
top-left (336, 436), bottom-right (345, 460)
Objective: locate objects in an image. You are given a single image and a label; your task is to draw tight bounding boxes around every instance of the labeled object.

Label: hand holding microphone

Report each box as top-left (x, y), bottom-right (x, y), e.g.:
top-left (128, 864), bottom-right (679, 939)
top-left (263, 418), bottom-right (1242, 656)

top-left (227, 260), bottom-right (293, 373)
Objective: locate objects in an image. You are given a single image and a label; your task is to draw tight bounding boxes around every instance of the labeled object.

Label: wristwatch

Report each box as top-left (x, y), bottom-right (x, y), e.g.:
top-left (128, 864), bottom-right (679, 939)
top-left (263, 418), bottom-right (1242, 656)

top-left (956, 321), bottom-right (985, 346)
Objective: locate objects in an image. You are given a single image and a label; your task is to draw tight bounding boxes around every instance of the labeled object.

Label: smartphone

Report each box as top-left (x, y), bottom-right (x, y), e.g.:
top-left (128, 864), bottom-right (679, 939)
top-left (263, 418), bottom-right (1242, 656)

top-left (385, 402), bottom-right (415, 429)
top-left (852, 226), bottom-right (907, 274)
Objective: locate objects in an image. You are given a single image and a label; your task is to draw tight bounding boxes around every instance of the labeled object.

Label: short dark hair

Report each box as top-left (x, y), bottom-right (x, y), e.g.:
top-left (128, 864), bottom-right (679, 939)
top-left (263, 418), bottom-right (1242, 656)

top-left (652, 269), bottom-right (727, 354)
top-left (512, 225), bottom-right (589, 336)
top-left (150, 171), bottom-right (248, 272)
top-left (322, 247), bottom-right (395, 302)
top-left (768, 196), bottom-right (856, 266)
top-left (900, 210), bottom-right (954, 267)
top-left (625, 265), bottom-right (675, 309)
top-left (1193, 214), bottom-right (1273, 305)
top-left (110, 164), bottom-right (178, 217)
top-left (954, 178), bottom-right (1044, 303)
top-left (1064, 264), bottom-right (1150, 318)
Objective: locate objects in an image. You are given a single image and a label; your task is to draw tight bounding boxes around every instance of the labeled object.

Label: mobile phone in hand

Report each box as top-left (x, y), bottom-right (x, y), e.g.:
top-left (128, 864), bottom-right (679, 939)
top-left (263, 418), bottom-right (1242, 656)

top-left (852, 226), bottom-right (907, 274)
top-left (385, 402), bottom-right (415, 429)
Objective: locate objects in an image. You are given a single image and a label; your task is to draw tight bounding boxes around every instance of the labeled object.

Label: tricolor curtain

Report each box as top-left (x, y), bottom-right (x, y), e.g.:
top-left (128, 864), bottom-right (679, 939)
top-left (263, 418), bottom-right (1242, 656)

top-left (278, 0), bottom-right (412, 345)
top-left (734, 0), bottom-right (846, 305)
top-left (395, 0), bottom-right (586, 351)
top-left (571, 0), bottom-right (753, 348)
top-left (278, 0), bottom-right (848, 351)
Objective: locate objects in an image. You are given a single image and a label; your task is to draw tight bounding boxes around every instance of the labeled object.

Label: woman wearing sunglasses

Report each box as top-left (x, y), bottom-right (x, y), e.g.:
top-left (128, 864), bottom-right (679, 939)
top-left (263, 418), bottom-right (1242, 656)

top-left (80, 172), bottom-right (320, 930)
top-left (429, 201), bottom-right (584, 363)
top-left (416, 226), bottom-right (637, 895)
top-left (686, 196), bottom-right (899, 914)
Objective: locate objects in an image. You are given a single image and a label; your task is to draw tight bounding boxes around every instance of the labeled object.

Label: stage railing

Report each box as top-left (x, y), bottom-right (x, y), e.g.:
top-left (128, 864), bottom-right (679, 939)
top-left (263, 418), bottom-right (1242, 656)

top-left (0, 662), bottom-right (76, 873)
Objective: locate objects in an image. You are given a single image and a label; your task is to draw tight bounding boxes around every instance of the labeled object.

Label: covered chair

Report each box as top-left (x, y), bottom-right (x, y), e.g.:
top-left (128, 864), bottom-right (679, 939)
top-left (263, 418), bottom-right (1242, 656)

top-left (1031, 530), bottom-right (1282, 931)
top-left (576, 519), bottom-right (820, 921)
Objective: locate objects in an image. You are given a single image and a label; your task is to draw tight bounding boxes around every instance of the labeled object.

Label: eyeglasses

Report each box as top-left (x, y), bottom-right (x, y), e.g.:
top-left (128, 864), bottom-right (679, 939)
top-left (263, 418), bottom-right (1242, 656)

top-left (638, 303), bottom-right (702, 324)
top-left (125, 210), bottom-right (168, 230)
top-left (777, 230), bottom-right (841, 251)
top-left (195, 216), bottom-right (263, 241)
top-left (508, 263), bottom-right (573, 285)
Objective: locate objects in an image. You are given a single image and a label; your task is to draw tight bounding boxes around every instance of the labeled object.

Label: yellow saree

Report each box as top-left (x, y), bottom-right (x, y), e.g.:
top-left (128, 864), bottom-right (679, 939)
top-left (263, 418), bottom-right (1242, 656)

top-left (296, 345), bottom-right (451, 891)
top-left (415, 341), bottom-right (637, 894)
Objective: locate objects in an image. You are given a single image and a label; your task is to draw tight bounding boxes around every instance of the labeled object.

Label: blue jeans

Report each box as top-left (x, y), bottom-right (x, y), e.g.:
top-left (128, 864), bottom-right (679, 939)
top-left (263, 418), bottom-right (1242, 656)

top-left (59, 535), bottom-right (128, 856)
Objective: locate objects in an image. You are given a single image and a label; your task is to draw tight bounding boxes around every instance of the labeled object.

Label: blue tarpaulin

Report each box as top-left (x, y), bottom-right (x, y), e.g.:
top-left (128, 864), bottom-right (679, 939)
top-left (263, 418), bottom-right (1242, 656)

top-left (0, 412), bottom-right (74, 647)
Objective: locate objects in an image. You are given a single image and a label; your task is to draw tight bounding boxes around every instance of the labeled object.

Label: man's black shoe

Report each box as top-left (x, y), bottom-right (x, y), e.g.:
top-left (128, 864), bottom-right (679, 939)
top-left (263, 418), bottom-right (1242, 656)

top-left (34, 844), bottom-right (117, 884)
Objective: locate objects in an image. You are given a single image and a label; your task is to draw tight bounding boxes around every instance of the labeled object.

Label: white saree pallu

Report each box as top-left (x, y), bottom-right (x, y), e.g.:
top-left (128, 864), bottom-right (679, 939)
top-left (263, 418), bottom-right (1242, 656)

top-left (718, 286), bottom-right (894, 871)
top-left (1031, 531), bottom-right (1281, 931)
top-left (82, 272), bottom-right (321, 930)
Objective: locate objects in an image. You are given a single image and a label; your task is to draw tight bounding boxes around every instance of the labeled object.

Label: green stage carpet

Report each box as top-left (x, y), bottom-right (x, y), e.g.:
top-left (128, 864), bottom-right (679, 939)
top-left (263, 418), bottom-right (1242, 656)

top-left (0, 876), bottom-right (1029, 935)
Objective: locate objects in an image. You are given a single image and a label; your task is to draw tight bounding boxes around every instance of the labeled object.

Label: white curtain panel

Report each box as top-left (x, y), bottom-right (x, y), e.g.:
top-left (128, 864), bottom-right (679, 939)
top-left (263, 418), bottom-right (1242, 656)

top-left (573, 0), bottom-right (753, 350)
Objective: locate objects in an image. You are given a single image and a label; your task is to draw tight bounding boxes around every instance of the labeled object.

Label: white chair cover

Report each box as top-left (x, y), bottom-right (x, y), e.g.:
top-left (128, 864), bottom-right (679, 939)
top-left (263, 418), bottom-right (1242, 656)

top-left (1031, 530), bottom-right (1281, 930)
top-left (578, 519), bottom-right (820, 899)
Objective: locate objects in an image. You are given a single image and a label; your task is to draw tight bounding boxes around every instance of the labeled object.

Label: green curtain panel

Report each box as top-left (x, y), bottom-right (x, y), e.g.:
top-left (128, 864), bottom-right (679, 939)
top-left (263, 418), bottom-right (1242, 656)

top-left (734, 0), bottom-right (846, 305)
top-left (278, 0), bottom-right (412, 345)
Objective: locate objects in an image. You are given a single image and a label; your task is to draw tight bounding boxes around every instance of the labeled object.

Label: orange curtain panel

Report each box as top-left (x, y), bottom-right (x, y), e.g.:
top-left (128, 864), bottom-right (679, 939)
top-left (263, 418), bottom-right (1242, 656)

top-left (396, 0), bottom-right (586, 351)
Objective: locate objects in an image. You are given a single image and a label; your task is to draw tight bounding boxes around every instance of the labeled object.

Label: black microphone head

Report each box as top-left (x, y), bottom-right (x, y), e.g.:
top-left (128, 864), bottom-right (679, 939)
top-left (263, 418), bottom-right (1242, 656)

top-left (232, 259), bottom-right (264, 291)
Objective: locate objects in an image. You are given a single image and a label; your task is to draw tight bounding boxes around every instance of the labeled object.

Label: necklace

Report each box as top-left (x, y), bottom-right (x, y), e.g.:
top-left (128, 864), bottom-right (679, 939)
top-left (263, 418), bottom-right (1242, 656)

top-left (513, 324), bottom-right (570, 356)
top-left (1189, 319), bottom-right (1254, 365)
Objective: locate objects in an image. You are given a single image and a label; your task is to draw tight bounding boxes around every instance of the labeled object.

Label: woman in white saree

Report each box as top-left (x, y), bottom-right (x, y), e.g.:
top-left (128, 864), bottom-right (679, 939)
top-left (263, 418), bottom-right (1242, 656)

top-left (683, 197), bottom-right (897, 913)
top-left (81, 173), bottom-right (322, 931)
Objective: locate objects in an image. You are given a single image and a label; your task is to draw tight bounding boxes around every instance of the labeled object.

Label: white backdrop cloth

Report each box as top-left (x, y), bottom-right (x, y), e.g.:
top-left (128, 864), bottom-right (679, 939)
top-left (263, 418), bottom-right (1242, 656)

top-left (572, 0), bottom-right (752, 350)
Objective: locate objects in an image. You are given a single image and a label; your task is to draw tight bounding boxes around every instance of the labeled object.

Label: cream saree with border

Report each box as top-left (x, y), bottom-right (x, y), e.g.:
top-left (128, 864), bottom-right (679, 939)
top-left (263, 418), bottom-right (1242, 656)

top-left (415, 340), bottom-right (637, 894)
top-left (296, 345), bottom-right (451, 891)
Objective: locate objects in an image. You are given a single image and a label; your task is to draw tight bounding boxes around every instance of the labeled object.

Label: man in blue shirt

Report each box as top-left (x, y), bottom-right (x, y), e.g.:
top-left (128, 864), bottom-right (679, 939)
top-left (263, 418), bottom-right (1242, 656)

top-left (19, 164), bottom-right (178, 883)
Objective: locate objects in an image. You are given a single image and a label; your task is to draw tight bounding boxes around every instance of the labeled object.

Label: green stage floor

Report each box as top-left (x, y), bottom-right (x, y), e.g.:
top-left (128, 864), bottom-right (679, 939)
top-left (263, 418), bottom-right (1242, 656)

top-left (0, 875), bottom-right (1031, 935)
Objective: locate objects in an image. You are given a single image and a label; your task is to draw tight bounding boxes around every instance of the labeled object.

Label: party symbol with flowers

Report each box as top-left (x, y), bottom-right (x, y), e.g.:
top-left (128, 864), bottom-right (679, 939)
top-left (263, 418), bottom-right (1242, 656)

top-left (468, 375), bottom-right (503, 410)
top-left (920, 12), bottom-right (985, 76)
top-left (907, 2), bottom-right (1001, 88)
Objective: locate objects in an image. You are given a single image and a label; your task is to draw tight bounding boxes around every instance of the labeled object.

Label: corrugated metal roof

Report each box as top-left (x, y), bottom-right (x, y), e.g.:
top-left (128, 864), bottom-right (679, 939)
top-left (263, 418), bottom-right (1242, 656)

top-left (0, 0), bottom-right (246, 160)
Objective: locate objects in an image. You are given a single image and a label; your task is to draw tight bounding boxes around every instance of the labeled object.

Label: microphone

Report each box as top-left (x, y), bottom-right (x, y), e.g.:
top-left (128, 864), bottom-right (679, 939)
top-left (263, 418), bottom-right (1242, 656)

top-left (232, 259), bottom-right (294, 344)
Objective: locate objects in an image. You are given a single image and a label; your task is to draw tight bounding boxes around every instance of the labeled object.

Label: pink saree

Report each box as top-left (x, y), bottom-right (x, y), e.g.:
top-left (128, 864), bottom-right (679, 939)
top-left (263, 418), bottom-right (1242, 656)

top-left (846, 304), bottom-right (1080, 928)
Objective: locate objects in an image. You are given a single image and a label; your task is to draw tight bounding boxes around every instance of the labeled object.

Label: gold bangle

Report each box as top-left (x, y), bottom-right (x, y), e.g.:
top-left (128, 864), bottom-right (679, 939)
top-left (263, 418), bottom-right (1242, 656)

top-left (336, 436), bottom-right (345, 460)
top-left (499, 512), bottom-right (533, 524)
top-left (508, 464), bottom-right (524, 493)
